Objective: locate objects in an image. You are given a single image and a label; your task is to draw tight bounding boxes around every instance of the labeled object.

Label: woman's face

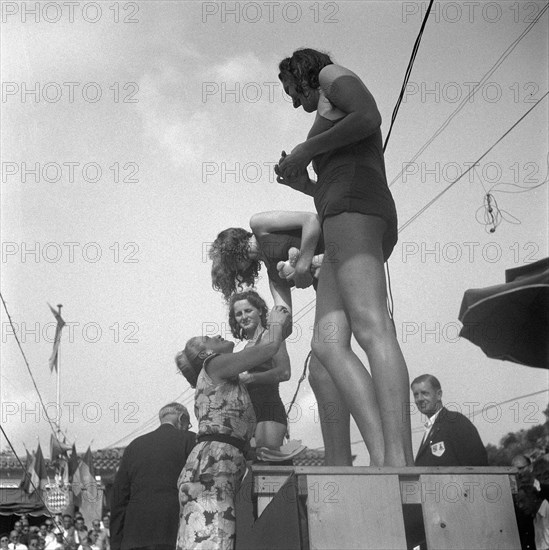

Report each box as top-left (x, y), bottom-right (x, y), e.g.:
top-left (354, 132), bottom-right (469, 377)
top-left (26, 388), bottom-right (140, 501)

top-left (0, 535), bottom-right (9, 549)
top-left (233, 300), bottom-right (262, 333)
top-left (282, 78), bottom-right (319, 113)
top-left (202, 335), bottom-right (235, 354)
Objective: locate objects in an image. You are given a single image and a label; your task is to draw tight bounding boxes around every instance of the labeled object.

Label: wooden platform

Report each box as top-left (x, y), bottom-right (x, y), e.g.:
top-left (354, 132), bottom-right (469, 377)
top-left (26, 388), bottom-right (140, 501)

top-left (235, 466), bottom-right (520, 550)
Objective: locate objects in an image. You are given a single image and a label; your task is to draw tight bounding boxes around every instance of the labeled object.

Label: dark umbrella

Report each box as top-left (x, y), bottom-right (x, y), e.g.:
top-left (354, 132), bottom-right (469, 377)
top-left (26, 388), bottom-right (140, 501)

top-left (458, 257), bottom-right (549, 369)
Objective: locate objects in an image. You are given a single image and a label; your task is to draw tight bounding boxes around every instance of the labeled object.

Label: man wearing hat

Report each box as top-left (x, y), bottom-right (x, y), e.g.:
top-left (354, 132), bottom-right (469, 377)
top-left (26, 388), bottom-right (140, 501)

top-left (110, 403), bottom-right (196, 550)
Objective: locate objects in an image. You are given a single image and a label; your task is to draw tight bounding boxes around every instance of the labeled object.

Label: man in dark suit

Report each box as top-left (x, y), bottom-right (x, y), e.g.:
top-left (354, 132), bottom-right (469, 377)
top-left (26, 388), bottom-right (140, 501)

top-left (404, 375), bottom-right (488, 549)
top-left (110, 402), bottom-right (196, 550)
top-left (412, 374), bottom-right (488, 466)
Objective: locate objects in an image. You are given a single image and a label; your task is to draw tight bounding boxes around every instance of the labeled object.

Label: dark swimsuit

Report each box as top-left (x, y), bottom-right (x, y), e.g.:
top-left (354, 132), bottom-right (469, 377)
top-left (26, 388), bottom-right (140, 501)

top-left (246, 361), bottom-right (288, 425)
top-left (309, 76), bottom-right (398, 261)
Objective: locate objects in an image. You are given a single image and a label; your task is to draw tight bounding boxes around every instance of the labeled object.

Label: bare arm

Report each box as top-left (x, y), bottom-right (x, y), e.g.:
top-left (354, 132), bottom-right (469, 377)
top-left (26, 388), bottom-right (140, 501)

top-left (250, 211), bottom-right (322, 288)
top-left (242, 340), bottom-right (291, 385)
top-left (207, 307), bottom-right (290, 383)
top-left (306, 66), bottom-right (382, 155)
top-left (279, 65), bottom-right (382, 175)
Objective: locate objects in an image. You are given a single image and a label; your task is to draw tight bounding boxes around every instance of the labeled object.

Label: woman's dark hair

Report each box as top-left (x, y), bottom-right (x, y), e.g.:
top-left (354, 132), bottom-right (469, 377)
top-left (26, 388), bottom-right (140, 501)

top-left (278, 48), bottom-right (333, 94)
top-left (210, 228), bottom-right (262, 300)
top-left (228, 290), bottom-right (268, 340)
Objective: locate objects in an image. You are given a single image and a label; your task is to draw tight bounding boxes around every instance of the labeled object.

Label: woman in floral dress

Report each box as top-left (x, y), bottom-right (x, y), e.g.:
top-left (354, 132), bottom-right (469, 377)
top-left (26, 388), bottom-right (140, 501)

top-left (175, 305), bottom-right (290, 549)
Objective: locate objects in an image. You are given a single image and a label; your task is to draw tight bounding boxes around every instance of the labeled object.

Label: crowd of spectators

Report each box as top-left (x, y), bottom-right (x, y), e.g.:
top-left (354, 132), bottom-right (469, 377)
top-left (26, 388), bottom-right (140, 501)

top-left (1, 512), bottom-right (110, 550)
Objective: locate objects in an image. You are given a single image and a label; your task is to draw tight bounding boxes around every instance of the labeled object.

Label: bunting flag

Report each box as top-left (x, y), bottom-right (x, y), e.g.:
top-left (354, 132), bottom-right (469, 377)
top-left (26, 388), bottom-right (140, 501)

top-left (19, 449), bottom-right (35, 494)
top-left (68, 443), bottom-right (79, 480)
top-left (83, 446), bottom-right (95, 477)
top-left (72, 446), bottom-right (95, 506)
top-left (47, 303), bottom-right (65, 372)
top-left (31, 444), bottom-right (48, 493)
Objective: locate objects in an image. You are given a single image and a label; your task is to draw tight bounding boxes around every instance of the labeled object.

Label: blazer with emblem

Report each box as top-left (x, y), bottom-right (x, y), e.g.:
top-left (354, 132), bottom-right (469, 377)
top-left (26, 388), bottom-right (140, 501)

top-left (414, 406), bottom-right (488, 467)
top-left (110, 423), bottom-right (196, 550)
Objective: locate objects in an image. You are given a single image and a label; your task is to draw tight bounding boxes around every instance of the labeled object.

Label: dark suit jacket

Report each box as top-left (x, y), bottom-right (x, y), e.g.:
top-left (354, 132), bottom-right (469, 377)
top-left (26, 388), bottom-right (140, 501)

top-left (415, 407), bottom-right (488, 467)
top-left (110, 424), bottom-right (196, 550)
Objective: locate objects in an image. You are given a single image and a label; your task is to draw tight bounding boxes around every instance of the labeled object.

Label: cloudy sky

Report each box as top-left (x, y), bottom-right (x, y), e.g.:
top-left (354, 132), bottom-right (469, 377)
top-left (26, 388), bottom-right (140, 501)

top-left (1, 1), bottom-right (548, 465)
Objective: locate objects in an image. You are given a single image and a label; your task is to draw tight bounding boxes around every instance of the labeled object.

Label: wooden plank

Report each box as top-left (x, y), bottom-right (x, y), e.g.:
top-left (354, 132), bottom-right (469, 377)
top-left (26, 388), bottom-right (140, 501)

top-left (251, 465), bottom-right (516, 476)
top-left (254, 473), bottom-right (293, 516)
top-left (305, 474), bottom-right (407, 550)
top-left (420, 474), bottom-right (521, 550)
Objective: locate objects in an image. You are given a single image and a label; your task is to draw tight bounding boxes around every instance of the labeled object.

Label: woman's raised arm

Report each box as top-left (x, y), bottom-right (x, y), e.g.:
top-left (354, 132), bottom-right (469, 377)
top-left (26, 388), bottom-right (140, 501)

top-left (207, 306), bottom-right (291, 382)
top-left (250, 211), bottom-right (321, 288)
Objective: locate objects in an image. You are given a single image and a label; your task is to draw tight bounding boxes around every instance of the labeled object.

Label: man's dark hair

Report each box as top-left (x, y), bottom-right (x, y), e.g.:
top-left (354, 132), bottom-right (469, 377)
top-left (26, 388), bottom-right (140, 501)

top-left (411, 374), bottom-right (441, 391)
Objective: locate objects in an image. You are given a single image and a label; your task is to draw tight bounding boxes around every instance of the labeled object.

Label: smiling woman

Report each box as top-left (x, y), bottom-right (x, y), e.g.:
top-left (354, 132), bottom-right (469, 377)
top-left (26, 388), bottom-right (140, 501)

top-left (228, 290), bottom-right (290, 451)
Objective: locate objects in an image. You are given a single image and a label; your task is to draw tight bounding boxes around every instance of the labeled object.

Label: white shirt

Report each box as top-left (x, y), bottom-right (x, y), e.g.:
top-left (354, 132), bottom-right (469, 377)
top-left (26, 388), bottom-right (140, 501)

top-left (44, 539), bottom-right (63, 550)
top-left (421, 407), bottom-right (443, 446)
top-left (535, 499), bottom-right (549, 550)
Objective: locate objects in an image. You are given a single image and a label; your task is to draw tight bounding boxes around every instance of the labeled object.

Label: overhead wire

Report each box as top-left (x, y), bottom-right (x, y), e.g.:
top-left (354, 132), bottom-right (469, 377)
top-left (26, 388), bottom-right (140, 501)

top-left (387, 1), bottom-right (548, 189)
top-left (0, 291), bottom-right (68, 450)
top-left (103, 387), bottom-right (193, 448)
top-left (398, 92), bottom-right (548, 234)
top-left (0, 423), bottom-right (71, 545)
top-left (9, 6), bottom-right (547, 456)
top-left (326, 388), bottom-right (549, 450)
top-left (0, 289), bottom-right (195, 452)
top-left (383, 0), bottom-right (435, 153)
top-left (383, 0), bottom-right (435, 319)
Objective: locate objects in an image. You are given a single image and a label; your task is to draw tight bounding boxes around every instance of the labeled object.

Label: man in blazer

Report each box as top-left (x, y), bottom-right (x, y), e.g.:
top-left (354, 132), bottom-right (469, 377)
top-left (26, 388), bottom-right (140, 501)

top-left (412, 374), bottom-right (488, 466)
top-left (110, 402), bottom-right (196, 550)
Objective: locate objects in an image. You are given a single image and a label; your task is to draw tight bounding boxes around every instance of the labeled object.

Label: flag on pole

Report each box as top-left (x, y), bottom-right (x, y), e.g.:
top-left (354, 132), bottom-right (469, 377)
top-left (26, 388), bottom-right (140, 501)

top-left (19, 449), bottom-right (35, 494)
top-left (47, 303), bottom-right (65, 373)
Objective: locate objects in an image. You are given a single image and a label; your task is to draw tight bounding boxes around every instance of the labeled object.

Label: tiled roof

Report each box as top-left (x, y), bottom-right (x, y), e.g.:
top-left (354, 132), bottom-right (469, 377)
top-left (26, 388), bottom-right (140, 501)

top-left (0, 455), bottom-right (56, 480)
top-left (0, 448), bottom-right (125, 478)
top-left (91, 448), bottom-right (125, 473)
top-left (92, 447), bottom-right (328, 470)
top-left (2, 447), bottom-right (339, 477)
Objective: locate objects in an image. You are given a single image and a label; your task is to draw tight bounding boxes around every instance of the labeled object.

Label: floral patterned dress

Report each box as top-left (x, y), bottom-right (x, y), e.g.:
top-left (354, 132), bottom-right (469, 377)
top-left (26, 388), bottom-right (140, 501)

top-left (176, 356), bottom-right (256, 550)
